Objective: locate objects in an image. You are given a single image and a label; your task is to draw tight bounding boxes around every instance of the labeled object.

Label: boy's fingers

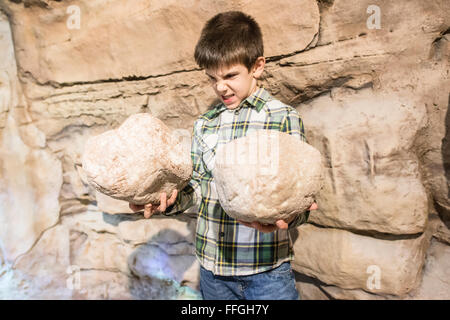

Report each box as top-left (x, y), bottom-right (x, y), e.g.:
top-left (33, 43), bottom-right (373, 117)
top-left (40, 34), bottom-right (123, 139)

top-left (309, 202), bottom-right (318, 211)
top-left (238, 220), bottom-right (277, 233)
top-left (168, 189), bottom-right (178, 206)
top-left (159, 192), bottom-right (167, 212)
top-left (256, 222), bottom-right (277, 233)
top-left (144, 203), bottom-right (152, 219)
top-left (237, 220), bottom-right (252, 228)
top-left (275, 220), bottom-right (289, 230)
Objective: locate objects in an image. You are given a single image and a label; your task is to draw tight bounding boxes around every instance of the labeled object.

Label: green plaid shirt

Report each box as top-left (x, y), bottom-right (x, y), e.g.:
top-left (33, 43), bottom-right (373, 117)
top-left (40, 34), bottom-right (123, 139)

top-left (167, 87), bottom-right (310, 276)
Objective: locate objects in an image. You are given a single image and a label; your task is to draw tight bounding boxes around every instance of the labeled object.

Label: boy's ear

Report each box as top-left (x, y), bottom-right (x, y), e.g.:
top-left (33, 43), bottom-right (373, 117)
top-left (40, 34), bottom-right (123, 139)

top-left (252, 56), bottom-right (266, 79)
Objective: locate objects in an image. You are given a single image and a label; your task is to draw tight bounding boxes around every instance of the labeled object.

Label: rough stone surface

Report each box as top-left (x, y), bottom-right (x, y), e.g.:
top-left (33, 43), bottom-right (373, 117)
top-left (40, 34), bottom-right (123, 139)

top-left (95, 191), bottom-right (135, 215)
top-left (82, 113), bottom-right (192, 205)
top-left (291, 224), bottom-right (429, 296)
top-left (0, 0), bottom-right (449, 300)
top-left (214, 130), bottom-right (324, 224)
top-left (2, 0), bottom-right (319, 84)
top-left (404, 238), bottom-right (450, 299)
top-left (300, 89), bottom-right (429, 235)
top-left (0, 12), bottom-right (62, 263)
top-left (294, 271), bottom-right (331, 300)
top-left (2, 207), bottom-right (200, 299)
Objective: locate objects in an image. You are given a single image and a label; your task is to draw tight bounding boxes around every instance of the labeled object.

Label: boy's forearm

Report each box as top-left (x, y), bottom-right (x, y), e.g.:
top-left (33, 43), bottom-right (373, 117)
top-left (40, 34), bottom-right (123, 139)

top-left (288, 210), bottom-right (310, 229)
top-left (163, 183), bottom-right (199, 216)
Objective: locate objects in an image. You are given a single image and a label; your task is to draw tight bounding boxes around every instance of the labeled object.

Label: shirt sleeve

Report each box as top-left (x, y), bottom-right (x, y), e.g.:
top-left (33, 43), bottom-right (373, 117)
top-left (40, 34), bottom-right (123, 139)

top-left (163, 119), bottom-right (205, 216)
top-left (281, 107), bottom-right (311, 229)
top-left (281, 107), bottom-right (307, 143)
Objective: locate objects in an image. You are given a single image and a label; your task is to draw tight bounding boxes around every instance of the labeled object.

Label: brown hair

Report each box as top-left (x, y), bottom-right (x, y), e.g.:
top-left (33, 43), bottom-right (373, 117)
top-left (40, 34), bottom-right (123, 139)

top-left (194, 11), bottom-right (264, 71)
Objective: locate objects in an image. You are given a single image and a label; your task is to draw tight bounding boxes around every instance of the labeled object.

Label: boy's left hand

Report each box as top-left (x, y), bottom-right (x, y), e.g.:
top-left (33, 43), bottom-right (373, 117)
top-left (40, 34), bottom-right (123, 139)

top-left (237, 202), bottom-right (318, 233)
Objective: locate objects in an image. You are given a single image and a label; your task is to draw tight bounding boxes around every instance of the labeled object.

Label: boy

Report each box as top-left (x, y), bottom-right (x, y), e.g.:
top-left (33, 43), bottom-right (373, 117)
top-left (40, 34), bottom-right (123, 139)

top-left (130, 11), bottom-right (317, 300)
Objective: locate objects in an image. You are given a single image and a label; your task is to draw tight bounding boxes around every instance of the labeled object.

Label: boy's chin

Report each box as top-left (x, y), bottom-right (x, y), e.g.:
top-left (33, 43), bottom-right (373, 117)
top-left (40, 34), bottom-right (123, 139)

top-left (224, 101), bottom-right (241, 110)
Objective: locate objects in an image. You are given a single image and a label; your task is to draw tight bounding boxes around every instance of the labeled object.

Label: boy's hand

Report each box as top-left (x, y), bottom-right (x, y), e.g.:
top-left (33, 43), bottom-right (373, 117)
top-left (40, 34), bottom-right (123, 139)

top-left (238, 202), bottom-right (318, 233)
top-left (128, 190), bottom-right (178, 219)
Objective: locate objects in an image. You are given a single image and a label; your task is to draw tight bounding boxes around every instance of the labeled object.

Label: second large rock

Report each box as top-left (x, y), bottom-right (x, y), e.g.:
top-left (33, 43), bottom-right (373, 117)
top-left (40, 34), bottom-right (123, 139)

top-left (213, 130), bottom-right (324, 224)
top-left (82, 113), bottom-right (192, 205)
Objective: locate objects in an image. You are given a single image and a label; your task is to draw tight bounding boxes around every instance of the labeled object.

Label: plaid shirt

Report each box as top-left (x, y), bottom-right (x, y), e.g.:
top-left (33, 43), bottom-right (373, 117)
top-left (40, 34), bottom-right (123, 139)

top-left (166, 87), bottom-right (310, 276)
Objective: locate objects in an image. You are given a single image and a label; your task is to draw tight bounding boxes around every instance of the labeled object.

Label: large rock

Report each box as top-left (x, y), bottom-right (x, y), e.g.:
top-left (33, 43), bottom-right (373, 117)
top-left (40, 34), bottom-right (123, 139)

top-left (292, 224), bottom-right (428, 296)
top-left (213, 130), bottom-right (324, 224)
top-left (0, 115), bottom-right (62, 262)
top-left (82, 113), bottom-right (192, 205)
top-left (0, 12), bottom-right (63, 263)
top-left (2, 0), bottom-right (319, 84)
top-left (299, 88), bottom-right (429, 235)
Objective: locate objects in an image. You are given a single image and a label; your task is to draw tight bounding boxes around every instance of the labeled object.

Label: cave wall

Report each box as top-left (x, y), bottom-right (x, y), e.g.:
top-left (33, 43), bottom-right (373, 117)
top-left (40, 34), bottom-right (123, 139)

top-left (0, 0), bottom-right (448, 299)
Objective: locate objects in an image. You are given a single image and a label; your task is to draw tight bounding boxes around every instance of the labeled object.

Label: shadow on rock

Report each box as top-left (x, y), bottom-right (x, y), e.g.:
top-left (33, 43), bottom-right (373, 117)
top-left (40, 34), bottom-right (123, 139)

top-left (127, 228), bottom-right (201, 300)
top-left (440, 93), bottom-right (450, 227)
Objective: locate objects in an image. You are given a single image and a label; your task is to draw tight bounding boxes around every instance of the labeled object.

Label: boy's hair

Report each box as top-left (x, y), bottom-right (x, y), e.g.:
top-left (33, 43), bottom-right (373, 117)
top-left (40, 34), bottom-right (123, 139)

top-left (194, 11), bottom-right (264, 71)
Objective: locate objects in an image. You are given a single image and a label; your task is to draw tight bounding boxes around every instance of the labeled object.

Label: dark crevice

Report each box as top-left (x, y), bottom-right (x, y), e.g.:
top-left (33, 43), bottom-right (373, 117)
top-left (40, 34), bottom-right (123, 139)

top-left (432, 27), bottom-right (450, 44)
top-left (306, 222), bottom-right (424, 241)
top-left (294, 271), bottom-right (336, 300)
top-left (266, 0), bottom-right (322, 64)
top-left (316, 0), bottom-right (334, 9)
top-left (20, 67), bottom-right (203, 89)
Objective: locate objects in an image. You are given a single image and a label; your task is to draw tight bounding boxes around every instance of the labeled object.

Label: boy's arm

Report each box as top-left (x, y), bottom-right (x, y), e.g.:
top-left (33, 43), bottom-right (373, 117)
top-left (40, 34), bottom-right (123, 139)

top-left (281, 107), bottom-right (307, 143)
top-left (287, 210), bottom-right (311, 229)
top-left (163, 180), bottom-right (200, 216)
top-left (163, 120), bottom-right (205, 216)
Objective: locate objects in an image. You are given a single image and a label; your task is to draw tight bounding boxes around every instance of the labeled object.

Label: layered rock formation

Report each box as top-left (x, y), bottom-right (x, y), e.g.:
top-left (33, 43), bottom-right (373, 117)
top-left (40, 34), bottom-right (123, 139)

top-left (0, 0), bottom-right (448, 299)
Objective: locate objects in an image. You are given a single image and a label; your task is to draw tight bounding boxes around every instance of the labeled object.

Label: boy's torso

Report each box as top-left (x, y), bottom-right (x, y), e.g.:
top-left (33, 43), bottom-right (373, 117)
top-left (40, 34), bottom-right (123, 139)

top-left (193, 87), bottom-right (302, 276)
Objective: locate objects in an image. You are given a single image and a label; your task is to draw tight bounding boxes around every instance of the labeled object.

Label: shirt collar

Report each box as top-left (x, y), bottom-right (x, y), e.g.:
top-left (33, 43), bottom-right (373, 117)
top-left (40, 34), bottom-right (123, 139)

top-left (244, 87), bottom-right (270, 112)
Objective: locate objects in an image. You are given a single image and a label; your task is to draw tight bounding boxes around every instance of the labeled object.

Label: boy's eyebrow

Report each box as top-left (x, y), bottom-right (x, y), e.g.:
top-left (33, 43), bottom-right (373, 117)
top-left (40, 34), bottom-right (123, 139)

top-left (205, 70), bottom-right (239, 79)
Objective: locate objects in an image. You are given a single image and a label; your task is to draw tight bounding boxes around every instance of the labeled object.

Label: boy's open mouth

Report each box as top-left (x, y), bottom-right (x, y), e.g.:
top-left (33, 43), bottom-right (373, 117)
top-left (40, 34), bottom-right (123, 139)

top-left (222, 94), bottom-right (235, 103)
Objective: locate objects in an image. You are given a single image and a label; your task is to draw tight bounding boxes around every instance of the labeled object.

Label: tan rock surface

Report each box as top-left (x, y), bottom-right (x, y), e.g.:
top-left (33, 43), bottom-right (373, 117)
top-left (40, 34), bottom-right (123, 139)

top-left (214, 130), bottom-right (324, 224)
top-left (0, 13), bottom-right (63, 263)
top-left (0, 0), bottom-right (448, 300)
top-left (82, 113), bottom-right (192, 205)
top-left (95, 191), bottom-right (134, 215)
top-left (405, 238), bottom-right (450, 300)
top-left (299, 88), bottom-right (429, 235)
top-left (6, 207), bottom-right (200, 299)
top-left (2, 0), bottom-right (319, 84)
top-left (292, 224), bottom-right (428, 296)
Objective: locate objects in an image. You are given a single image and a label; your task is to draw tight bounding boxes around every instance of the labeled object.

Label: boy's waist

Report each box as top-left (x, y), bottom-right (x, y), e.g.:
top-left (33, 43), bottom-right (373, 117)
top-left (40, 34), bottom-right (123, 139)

top-left (196, 251), bottom-right (294, 277)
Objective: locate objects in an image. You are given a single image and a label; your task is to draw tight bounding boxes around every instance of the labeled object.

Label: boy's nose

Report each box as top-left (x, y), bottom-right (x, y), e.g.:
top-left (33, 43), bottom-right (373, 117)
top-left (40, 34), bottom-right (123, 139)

top-left (216, 80), bottom-right (227, 93)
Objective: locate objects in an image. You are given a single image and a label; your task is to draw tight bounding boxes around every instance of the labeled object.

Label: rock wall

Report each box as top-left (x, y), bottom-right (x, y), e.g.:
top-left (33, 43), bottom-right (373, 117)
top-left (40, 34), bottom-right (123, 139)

top-left (0, 0), bottom-right (448, 299)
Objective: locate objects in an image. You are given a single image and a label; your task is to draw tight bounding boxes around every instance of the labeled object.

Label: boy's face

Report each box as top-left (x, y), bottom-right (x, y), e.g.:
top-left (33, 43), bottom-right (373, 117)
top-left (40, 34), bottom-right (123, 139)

top-left (205, 57), bottom-right (265, 110)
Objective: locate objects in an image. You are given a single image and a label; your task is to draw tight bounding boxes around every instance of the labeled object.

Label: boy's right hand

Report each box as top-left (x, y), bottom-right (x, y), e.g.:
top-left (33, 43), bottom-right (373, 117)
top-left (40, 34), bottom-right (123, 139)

top-left (129, 190), bottom-right (178, 219)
